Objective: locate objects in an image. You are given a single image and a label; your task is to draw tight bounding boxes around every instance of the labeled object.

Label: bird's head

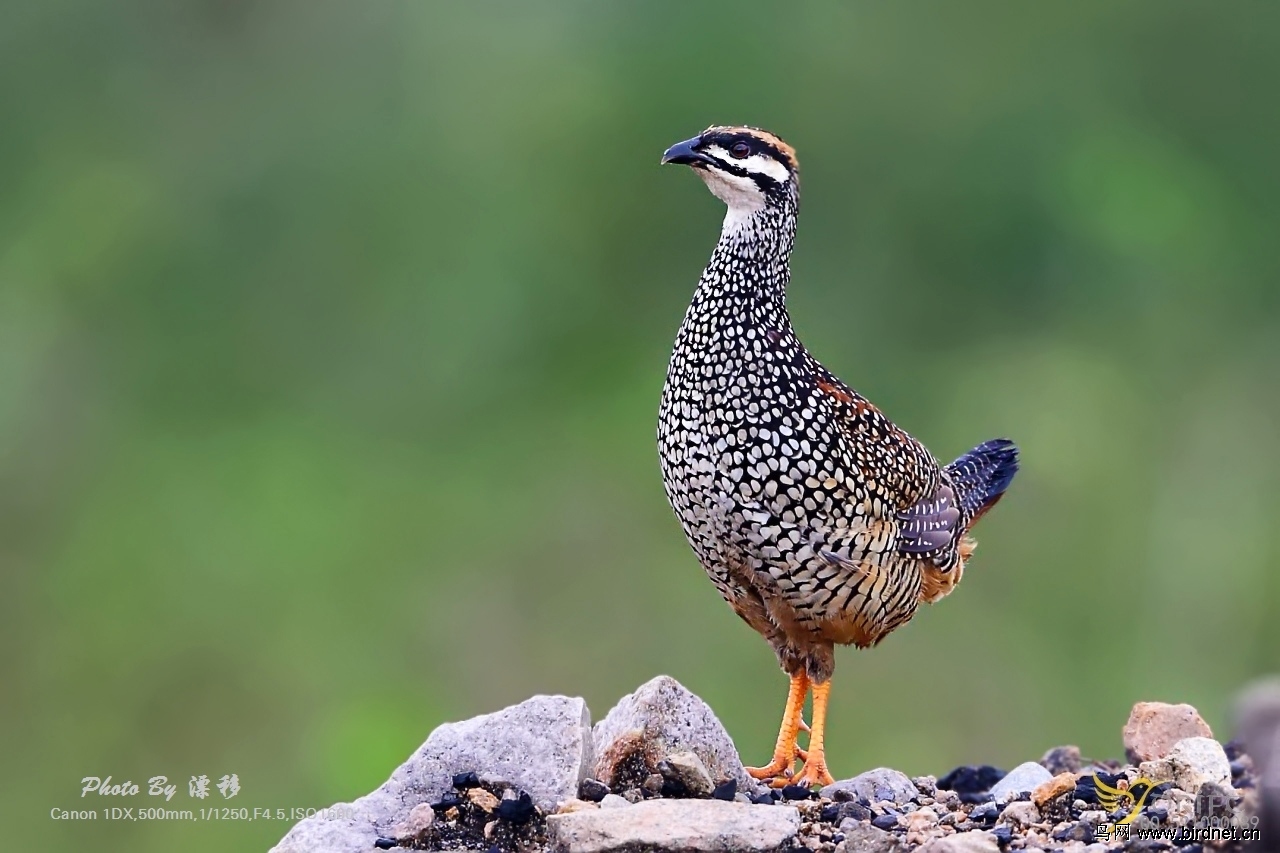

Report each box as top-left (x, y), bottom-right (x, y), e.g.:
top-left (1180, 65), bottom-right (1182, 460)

top-left (662, 126), bottom-right (799, 219)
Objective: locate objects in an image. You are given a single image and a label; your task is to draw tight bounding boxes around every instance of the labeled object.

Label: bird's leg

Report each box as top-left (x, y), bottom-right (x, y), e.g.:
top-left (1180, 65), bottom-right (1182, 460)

top-left (745, 671), bottom-right (809, 783)
top-left (791, 679), bottom-right (835, 787)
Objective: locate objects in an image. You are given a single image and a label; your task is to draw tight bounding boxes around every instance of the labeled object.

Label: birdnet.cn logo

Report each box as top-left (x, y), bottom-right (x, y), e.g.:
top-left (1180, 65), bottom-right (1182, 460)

top-left (1091, 774), bottom-right (1261, 844)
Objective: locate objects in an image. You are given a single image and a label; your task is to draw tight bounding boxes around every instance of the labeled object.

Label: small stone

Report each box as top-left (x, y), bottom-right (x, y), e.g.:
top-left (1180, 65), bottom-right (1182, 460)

top-left (495, 789), bottom-right (535, 823)
top-left (398, 802), bottom-right (435, 836)
top-left (660, 750), bottom-right (715, 797)
top-left (600, 794), bottom-right (630, 809)
top-left (642, 773), bottom-right (665, 795)
top-left (373, 838), bottom-right (396, 850)
top-left (621, 788), bottom-right (643, 804)
top-left (919, 830), bottom-right (1001, 853)
top-left (452, 770), bottom-right (481, 789)
top-left (733, 792), bottom-right (751, 804)
top-left (990, 825), bottom-right (1012, 847)
top-left (546, 799), bottom-right (801, 852)
top-left (781, 783), bottom-right (813, 800)
top-left (1039, 746), bottom-right (1082, 775)
top-left (872, 813), bottom-right (901, 830)
top-left (968, 803), bottom-right (999, 823)
top-left (556, 798), bottom-right (599, 814)
top-left (836, 821), bottom-right (902, 853)
top-left (750, 791), bottom-right (774, 805)
top-left (1123, 702), bottom-right (1214, 763)
top-left (839, 801), bottom-right (873, 822)
top-left (1052, 820), bottom-right (1094, 842)
top-left (1032, 772), bottom-right (1078, 808)
top-left (430, 790), bottom-right (464, 812)
top-left (997, 800), bottom-right (1041, 827)
top-left (904, 808), bottom-right (940, 844)
top-left (466, 787), bottom-right (500, 812)
top-left (914, 776), bottom-right (939, 797)
top-left (712, 779), bottom-right (737, 801)
top-left (578, 778), bottom-right (609, 802)
top-left (1078, 809), bottom-right (1106, 825)
top-left (823, 768), bottom-right (919, 805)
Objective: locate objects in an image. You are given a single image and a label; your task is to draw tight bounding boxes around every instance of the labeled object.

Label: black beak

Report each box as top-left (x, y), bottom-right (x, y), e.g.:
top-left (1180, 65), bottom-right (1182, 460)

top-left (661, 136), bottom-right (715, 168)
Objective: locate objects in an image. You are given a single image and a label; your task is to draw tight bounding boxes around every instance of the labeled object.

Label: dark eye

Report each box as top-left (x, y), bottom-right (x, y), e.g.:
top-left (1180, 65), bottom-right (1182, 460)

top-left (729, 142), bottom-right (751, 159)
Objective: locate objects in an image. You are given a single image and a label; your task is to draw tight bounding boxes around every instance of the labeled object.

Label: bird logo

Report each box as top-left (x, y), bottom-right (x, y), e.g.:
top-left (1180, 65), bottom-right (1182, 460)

top-left (1089, 774), bottom-right (1172, 825)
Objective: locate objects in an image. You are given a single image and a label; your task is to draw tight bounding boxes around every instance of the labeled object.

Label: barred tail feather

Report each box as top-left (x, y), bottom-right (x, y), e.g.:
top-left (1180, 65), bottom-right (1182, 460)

top-left (946, 438), bottom-right (1019, 524)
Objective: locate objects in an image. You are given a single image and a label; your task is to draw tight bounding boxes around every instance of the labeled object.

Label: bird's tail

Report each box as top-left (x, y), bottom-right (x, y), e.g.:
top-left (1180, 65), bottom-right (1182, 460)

top-left (945, 438), bottom-right (1019, 525)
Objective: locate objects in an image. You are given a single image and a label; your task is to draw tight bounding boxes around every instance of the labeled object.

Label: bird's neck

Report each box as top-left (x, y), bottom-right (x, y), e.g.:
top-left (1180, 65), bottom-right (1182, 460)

top-left (686, 191), bottom-right (799, 331)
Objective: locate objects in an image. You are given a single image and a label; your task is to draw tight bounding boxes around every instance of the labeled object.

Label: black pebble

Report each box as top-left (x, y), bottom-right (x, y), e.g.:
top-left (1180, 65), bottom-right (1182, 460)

top-left (430, 791), bottom-right (463, 812)
top-left (819, 803), bottom-right (841, 822)
top-left (1052, 820), bottom-right (1094, 842)
top-left (496, 791), bottom-right (535, 824)
top-left (937, 765), bottom-right (1006, 804)
top-left (871, 814), bottom-right (899, 830)
top-left (1229, 759), bottom-right (1248, 778)
top-left (750, 792), bottom-right (775, 805)
top-left (452, 771), bottom-right (480, 790)
top-left (991, 825), bottom-right (1012, 847)
top-left (781, 784), bottom-right (813, 800)
top-left (578, 778), bottom-right (609, 802)
top-left (712, 779), bottom-right (737, 801)
top-left (1146, 805), bottom-right (1168, 822)
top-left (373, 838), bottom-right (397, 850)
top-left (969, 802), bottom-right (999, 823)
top-left (839, 802), bottom-right (872, 822)
top-left (1223, 739), bottom-right (1246, 761)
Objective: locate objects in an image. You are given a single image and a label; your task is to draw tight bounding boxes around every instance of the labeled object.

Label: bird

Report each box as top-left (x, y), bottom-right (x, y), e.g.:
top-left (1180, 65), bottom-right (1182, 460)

top-left (656, 125), bottom-right (1020, 788)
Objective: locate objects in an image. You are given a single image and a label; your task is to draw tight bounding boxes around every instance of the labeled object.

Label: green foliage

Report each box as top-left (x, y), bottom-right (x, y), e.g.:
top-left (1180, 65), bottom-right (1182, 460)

top-left (3, 2), bottom-right (1278, 848)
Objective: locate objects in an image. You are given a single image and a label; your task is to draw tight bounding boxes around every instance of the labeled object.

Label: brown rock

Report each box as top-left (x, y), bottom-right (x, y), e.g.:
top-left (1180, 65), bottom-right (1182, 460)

top-left (466, 787), bottom-right (500, 812)
top-left (1033, 772), bottom-right (1079, 809)
top-left (1122, 702), bottom-right (1213, 763)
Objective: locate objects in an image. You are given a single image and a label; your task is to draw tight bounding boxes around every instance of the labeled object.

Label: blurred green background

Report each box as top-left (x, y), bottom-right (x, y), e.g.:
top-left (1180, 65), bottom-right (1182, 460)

top-left (4, 1), bottom-right (1279, 849)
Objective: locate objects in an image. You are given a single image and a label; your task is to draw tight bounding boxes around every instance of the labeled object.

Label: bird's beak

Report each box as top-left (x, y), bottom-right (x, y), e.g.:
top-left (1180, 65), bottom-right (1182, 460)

top-left (661, 136), bottom-right (714, 168)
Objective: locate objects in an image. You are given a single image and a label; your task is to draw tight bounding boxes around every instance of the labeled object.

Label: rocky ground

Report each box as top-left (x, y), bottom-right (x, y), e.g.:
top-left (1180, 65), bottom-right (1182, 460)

top-left (271, 677), bottom-right (1279, 853)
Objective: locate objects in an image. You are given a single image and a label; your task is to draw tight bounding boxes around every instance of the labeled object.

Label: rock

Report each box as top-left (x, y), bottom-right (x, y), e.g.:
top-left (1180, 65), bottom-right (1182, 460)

top-left (937, 766), bottom-right (1006, 803)
top-left (904, 807), bottom-right (941, 845)
top-left (998, 800), bottom-right (1041, 827)
top-left (599, 794), bottom-right (630, 809)
top-left (660, 750), bottom-right (714, 796)
top-left (1040, 746), bottom-right (1082, 775)
top-left (642, 773), bottom-right (665, 795)
top-left (1123, 702), bottom-right (1213, 763)
top-left (990, 762), bottom-right (1053, 801)
top-left (1141, 736), bottom-right (1231, 794)
top-left (914, 776), bottom-right (939, 797)
top-left (836, 821), bottom-right (903, 853)
top-left (823, 767), bottom-right (920, 805)
top-left (1052, 820), bottom-right (1094, 842)
top-left (871, 813), bottom-right (901, 830)
top-left (466, 786), bottom-right (499, 811)
top-left (578, 778), bottom-right (609, 802)
top-left (711, 779), bottom-right (737, 801)
top-left (271, 694), bottom-right (591, 851)
top-left (968, 802), bottom-right (999, 823)
top-left (398, 802), bottom-right (435, 836)
top-left (592, 676), bottom-right (759, 795)
top-left (557, 798), bottom-right (599, 814)
top-left (1033, 772), bottom-right (1079, 808)
top-left (919, 830), bottom-right (1001, 853)
top-left (546, 798), bottom-right (800, 853)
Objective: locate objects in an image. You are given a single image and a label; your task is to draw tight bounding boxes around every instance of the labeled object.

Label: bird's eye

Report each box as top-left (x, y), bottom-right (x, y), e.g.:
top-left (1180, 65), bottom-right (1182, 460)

top-left (729, 142), bottom-right (751, 159)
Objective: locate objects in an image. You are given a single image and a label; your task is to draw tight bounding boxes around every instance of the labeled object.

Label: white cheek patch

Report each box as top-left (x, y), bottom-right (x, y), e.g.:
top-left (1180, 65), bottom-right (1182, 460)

top-left (704, 146), bottom-right (792, 186)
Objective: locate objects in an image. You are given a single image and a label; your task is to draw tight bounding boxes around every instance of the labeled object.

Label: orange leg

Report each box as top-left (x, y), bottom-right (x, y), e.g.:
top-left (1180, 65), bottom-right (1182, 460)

top-left (792, 679), bottom-right (835, 787)
top-left (745, 671), bottom-right (809, 783)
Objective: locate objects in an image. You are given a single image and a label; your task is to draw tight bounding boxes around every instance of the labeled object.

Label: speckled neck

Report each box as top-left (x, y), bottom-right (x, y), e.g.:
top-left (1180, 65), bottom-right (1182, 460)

top-left (683, 189), bottom-right (800, 339)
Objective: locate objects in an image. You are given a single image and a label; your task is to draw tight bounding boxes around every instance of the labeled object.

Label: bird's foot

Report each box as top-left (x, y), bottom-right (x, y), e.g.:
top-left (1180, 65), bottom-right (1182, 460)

top-left (790, 755), bottom-right (834, 788)
top-left (745, 755), bottom-right (798, 784)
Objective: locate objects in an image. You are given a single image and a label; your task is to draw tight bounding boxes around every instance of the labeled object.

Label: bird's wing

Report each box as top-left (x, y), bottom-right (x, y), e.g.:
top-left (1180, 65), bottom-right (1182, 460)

top-left (810, 363), bottom-right (959, 567)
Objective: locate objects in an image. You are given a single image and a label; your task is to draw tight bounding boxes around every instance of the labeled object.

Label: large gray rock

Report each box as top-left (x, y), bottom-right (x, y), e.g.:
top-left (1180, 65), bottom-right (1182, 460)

top-left (272, 694), bottom-right (592, 852)
top-left (822, 767), bottom-right (919, 805)
top-left (547, 799), bottom-right (800, 853)
top-left (989, 761), bottom-right (1053, 801)
top-left (592, 676), bottom-right (759, 794)
top-left (1139, 736), bottom-right (1232, 794)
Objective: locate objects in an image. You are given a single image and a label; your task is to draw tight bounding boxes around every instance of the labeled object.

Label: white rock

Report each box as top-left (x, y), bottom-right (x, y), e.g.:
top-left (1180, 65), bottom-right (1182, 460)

top-left (999, 799), bottom-right (1042, 827)
top-left (1144, 737), bottom-right (1231, 794)
top-left (599, 793), bottom-right (631, 809)
top-left (272, 694), bottom-right (592, 851)
top-left (822, 767), bottom-right (919, 805)
top-left (990, 762), bottom-right (1053, 801)
top-left (593, 676), bottom-right (759, 794)
top-left (547, 799), bottom-right (800, 853)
